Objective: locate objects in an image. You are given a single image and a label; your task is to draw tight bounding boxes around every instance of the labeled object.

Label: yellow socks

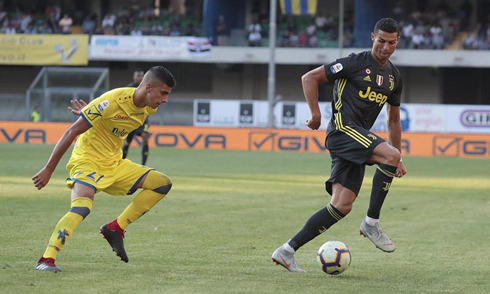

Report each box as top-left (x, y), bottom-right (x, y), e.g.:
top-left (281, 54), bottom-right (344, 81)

top-left (42, 197), bottom-right (93, 260)
top-left (117, 171), bottom-right (172, 230)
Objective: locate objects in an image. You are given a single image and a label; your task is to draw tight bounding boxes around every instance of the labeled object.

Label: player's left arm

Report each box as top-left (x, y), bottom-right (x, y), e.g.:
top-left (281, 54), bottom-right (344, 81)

top-left (387, 104), bottom-right (406, 178)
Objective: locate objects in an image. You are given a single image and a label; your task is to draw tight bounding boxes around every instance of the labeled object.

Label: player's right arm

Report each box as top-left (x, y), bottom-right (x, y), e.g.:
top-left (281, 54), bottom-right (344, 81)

top-left (32, 117), bottom-right (90, 190)
top-left (302, 65), bottom-right (328, 130)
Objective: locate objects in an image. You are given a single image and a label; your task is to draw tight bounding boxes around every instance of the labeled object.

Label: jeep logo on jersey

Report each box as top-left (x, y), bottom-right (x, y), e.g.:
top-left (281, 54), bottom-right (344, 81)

top-left (196, 102), bottom-right (210, 123)
top-left (359, 87), bottom-right (388, 106)
top-left (282, 105), bottom-right (296, 126)
top-left (239, 103), bottom-right (253, 124)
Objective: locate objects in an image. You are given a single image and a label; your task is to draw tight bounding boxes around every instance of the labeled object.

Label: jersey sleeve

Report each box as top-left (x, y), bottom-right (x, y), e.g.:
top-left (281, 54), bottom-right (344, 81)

top-left (324, 53), bottom-right (359, 82)
top-left (80, 92), bottom-right (113, 127)
top-left (388, 76), bottom-right (402, 106)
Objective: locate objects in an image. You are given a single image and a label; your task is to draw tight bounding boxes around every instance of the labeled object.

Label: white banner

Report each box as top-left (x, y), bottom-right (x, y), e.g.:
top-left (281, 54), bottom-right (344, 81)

top-left (89, 36), bottom-right (211, 61)
top-left (193, 100), bottom-right (490, 133)
top-left (193, 100), bottom-right (270, 127)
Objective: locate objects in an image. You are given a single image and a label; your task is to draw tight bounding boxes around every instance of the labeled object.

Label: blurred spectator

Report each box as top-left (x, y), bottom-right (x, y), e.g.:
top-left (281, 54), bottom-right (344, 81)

top-left (130, 26), bottom-right (143, 36)
top-left (308, 32), bottom-right (319, 47)
top-left (248, 27), bottom-right (261, 46)
top-left (102, 14), bottom-right (116, 28)
top-left (215, 15), bottom-right (228, 46)
top-left (169, 24), bottom-right (181, 36)
top-left (184, 22), bottom-right (197, 36)
top-left (82, 14), bottom-right (97, 34)
top-left (315, 13), bottom-right (327, 31)
top-left (248, 21), bottom-right (261, 36)
top-left (58, 14), bottom-right (72, 34)
top-left (298, 29), bottom-right (308, 47)
top-left (150, 20), bottom-right (164, 35)
top-left (305, 21), bottom-right (316, 36)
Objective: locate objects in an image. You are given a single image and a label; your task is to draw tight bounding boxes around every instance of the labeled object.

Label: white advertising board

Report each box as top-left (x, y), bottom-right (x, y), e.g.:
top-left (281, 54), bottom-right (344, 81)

top-left (90, 36), bottom-right (211, 61)
top-left (193, 100), bottom-right (490, 134)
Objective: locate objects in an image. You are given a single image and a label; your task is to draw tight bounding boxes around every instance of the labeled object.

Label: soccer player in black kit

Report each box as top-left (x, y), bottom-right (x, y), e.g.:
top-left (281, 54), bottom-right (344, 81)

top-left (122, 69), bottom-right (151, 165)
top-left (272, 18), bottom-right (407, 272)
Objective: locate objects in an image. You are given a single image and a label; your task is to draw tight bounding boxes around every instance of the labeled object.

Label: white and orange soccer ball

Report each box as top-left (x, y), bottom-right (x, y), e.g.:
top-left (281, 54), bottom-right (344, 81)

top-left (316, 241), bottom-right (352, 275)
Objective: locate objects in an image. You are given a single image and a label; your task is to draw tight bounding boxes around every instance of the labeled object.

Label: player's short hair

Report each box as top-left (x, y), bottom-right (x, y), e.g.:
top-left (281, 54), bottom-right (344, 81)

top-left (374, 18), bottom-right (400, 36)
top-left (146, 66), bottom-right (176, 88)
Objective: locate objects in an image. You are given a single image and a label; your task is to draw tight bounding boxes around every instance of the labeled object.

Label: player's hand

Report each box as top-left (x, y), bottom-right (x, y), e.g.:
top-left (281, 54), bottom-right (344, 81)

top-left (305, 116), bottom-right (321, 130)
top-left (32, 167), bottom-right (54, 190)
top-left (395, 161), bottom-right (406, 178)
top-left (68, 99), bottom-right (87, 116)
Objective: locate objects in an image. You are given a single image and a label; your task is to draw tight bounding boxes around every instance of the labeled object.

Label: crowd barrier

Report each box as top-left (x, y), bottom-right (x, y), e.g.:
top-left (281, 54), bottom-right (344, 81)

top-left (1, 121), bottom-right (489, 158)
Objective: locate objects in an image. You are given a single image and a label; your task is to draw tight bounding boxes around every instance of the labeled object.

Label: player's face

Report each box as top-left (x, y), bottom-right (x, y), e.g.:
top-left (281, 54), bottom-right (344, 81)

top-left (371, 30), bottom-right (400, 64)
top-left (145, 82), bottom-right (173, 109)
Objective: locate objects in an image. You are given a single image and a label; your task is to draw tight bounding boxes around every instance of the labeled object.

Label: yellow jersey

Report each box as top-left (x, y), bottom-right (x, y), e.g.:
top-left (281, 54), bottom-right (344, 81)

top-left (72, 87), bottom-right (157, 166)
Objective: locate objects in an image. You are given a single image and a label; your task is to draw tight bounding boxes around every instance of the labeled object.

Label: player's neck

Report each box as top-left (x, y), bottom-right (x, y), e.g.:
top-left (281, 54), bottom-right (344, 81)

top-left (370, 50), bottom-right (389, 68)
top-left (132, 88), bottom-right (147, 108)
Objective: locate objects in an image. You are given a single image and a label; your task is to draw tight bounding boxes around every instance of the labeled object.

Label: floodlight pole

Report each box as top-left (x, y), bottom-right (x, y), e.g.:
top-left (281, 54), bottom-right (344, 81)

top-left (267, 0), bottom-right (277, 128)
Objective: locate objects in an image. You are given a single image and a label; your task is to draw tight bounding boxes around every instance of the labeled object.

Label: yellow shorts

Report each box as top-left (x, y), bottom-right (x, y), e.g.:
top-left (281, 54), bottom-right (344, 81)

top-left (66, 158), bottom-right (154, 196)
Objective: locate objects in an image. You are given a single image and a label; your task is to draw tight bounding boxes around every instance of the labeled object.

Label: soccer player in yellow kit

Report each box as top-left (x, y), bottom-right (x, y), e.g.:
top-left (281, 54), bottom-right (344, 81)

top-left (32, 66), bottom-right (176, 272)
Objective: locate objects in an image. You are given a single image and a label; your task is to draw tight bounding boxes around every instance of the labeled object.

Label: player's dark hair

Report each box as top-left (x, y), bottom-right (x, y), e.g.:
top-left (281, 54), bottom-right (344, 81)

top-left (148, 66), bottom-right (176, 88)
top-left (373, 18), bottom-right (400, 36)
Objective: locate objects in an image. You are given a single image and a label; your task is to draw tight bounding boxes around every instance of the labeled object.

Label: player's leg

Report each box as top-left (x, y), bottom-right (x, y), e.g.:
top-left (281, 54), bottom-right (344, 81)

top-left (35, 184), bottom-right (95, 272)
top-left (101, 162), bottom-right (171, 262)
top-left (272, 154), bottom-right (363, 273)
top-left (122, 131), bottom-right (136, 159)
top-left (361, 141), bottom-right (401, 252)
top-left (140, 131), bottom-right (149, 165)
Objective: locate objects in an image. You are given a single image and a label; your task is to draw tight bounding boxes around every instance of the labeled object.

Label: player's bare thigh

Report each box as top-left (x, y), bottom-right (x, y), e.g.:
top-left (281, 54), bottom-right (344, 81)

top-left (330, 182), bottom-right (357, 215)
top-left (70, 183), bottom-right (96, 201)
top-left (367, 142), bottom-right (401, 166)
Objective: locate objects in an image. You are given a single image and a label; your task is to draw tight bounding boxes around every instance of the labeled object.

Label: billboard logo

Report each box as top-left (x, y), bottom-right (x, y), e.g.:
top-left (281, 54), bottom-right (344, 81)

top-left (434, 137), bottom-right (461, 156)
top-left (282, 105), bottom-right (296, 126)
top-left (461, 110), bottom-right (490, 127)
top-left (196, 102), bottom-right (210, 123)
top-left (239, 103), bottom-right (253, 124)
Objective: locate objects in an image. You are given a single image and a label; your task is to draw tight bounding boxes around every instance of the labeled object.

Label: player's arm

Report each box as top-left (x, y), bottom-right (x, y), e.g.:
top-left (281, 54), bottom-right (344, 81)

top-left (386, 104), bottom-right (406, 177)
top-left (32, 117), bottom-right (90, 190)
top-left (302, 65), bottom-right (328, 130)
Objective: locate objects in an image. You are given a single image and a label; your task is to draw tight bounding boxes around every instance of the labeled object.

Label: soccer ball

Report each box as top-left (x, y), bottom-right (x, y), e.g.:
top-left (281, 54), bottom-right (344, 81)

top-left (316, 241), bottom-right (352, 275)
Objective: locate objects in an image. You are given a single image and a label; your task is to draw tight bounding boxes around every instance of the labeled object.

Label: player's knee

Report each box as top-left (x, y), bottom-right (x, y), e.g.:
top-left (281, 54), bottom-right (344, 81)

top-left (386, 148), bottom-right (401, 166)
top-left (335, 203), bottom-right (353, 215)
top-left (143, 170), bottom-right (172, 195)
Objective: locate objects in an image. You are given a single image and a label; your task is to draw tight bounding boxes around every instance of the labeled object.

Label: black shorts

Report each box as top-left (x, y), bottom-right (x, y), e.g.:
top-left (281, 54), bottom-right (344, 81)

top-left (325, 126), bottom-right (385, 196)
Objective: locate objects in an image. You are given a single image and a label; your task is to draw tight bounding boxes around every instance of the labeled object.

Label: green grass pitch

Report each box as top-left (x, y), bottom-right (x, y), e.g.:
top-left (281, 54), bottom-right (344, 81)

top-left (0, 143), bottom-right (489, 293)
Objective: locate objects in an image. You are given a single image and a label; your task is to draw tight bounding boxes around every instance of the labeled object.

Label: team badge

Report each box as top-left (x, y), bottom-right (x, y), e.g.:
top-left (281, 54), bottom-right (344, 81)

top-left (389, 75), bottom-right (395, 91)
top-left (331, 63), bottom-right (343, 74)
top-left (366, 68), bottom-right (371, 74)
top-left (376, 75), bottom-right (384, 86)
top-left (98, 100), bottom-right (110, 111)
top-left (83, 105), bottom-right (102, 121)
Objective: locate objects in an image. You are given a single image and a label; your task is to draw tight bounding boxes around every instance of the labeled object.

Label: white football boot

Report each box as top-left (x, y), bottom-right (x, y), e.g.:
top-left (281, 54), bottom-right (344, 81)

top-left (360, 220), bottom-right (395, 252)
top-left (271, 246), bottom-right (306, 273)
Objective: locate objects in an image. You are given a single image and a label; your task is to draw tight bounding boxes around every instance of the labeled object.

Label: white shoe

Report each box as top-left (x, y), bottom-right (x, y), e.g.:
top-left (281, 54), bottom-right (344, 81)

top-left (271, 246), bottom-right (306, 273)
top-left (360, 220), bottom-right (395, 252)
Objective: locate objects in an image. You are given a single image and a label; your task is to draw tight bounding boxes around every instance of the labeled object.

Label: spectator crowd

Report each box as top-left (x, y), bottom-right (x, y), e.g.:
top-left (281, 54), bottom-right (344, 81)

top-left (0, 1), bottom-right (488, 50)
